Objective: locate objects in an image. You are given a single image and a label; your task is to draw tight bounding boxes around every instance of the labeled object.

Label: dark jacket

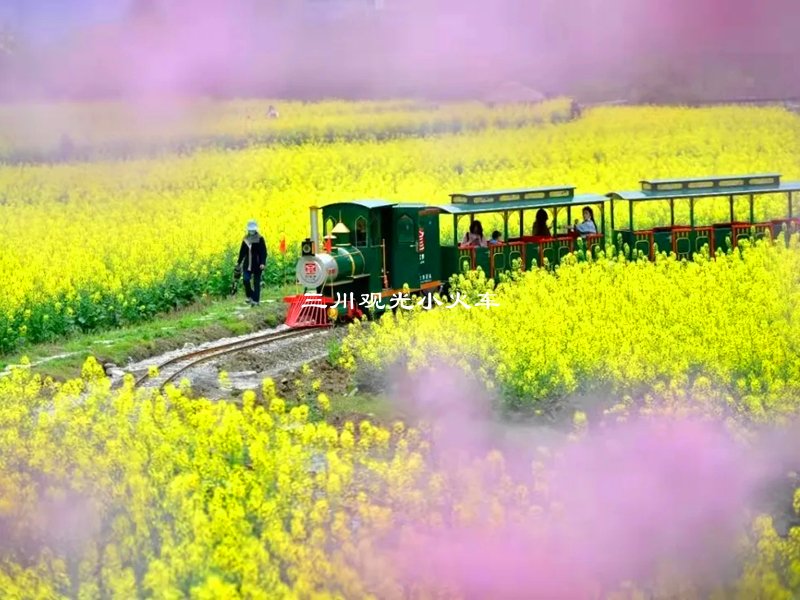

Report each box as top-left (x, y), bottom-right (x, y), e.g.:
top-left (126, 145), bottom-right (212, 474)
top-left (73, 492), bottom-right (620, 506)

top-left (238, 234), bottom-right (267, 272)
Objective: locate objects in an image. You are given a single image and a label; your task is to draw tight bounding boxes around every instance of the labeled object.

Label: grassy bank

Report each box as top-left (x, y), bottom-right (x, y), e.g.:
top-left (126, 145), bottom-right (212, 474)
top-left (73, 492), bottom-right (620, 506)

top-left (0, 286), bottom-right (295, 381)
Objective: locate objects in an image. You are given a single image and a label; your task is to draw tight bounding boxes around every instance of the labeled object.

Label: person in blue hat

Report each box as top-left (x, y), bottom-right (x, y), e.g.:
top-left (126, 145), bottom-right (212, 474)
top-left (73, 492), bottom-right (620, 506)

top-left (237, 220), bottom-right (267, 306)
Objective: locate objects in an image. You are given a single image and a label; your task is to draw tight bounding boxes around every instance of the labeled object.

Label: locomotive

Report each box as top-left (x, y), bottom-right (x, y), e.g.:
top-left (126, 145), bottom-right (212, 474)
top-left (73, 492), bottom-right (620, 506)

top-left (287, 201), bottom-right (443, 327)
top-left (284, 171), bottom-right (800, 328)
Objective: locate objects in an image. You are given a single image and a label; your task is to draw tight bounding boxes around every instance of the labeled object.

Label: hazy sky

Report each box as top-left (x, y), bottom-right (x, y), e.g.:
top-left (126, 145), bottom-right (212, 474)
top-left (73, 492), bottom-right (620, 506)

top-left (0, 0), bottom-right (127, 42)
top-left (3, 0), bottom-right (796, 54)
top-left (2, 0), bottom-right (799, 99)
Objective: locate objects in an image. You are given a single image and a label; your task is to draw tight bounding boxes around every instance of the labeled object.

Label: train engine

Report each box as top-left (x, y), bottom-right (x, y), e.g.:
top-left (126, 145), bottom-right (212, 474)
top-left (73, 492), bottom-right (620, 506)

top-left (296, 225), bottom-right (370, 320)
top-left (284, 200), bottom-right (444, 328)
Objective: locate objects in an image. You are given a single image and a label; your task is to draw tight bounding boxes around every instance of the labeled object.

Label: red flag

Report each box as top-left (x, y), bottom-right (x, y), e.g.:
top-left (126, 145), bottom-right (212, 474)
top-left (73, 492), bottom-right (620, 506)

top-left (279, 234), bottom-right (287, 254)
top-left (324, 237), bottom-right (332, 253)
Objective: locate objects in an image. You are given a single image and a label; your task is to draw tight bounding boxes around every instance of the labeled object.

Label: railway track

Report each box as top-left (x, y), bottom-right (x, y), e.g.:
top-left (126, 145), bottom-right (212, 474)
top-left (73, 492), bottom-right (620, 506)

top-left (133, 328), bottom-right (316, 390)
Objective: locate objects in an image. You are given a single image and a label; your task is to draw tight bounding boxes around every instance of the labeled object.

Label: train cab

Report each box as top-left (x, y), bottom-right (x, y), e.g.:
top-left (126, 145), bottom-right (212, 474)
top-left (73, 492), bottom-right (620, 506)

top-left (386, 204), bottom-right (443, 293)
top-left (288, 199), bottom-right (445, 327)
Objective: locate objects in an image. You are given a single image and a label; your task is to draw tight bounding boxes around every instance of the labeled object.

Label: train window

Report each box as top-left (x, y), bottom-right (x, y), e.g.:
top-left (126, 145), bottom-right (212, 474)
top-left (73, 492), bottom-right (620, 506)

top-left (397, 215), bottom-right (414, 243)
top-left (688, 181), bottom-right (714, 189)
top-left (325, 217), bottom-right (335, 235)
top-left (355, 217), bottom-right (367, 246)
top-left (719, 179), bottom-right (745, 187)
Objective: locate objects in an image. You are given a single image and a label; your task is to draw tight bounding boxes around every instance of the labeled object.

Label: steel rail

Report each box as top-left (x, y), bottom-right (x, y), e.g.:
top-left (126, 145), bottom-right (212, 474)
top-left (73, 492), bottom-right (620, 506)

top-left (133, 329), bottom-right (313, 390)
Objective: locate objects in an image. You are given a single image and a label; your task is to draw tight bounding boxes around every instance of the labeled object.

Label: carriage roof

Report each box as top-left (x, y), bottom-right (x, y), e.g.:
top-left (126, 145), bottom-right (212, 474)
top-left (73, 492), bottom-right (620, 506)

top-left (439, 186), bottom-right (607, 215)
top-left (322, 199), bottom-right (396, 209)
top-left (608, 173), bottom-right (800, 202)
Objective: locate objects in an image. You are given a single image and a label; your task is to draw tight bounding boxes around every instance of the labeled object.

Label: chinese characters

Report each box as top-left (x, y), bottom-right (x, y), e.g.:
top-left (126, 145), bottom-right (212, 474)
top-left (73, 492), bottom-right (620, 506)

top-left (300, 291), bottom-right (499, 310)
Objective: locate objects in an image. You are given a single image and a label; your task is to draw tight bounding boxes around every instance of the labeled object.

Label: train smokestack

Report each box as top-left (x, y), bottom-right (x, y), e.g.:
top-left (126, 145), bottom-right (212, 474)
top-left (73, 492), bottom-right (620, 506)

top-left (310, 206), bottom-right (320, 253)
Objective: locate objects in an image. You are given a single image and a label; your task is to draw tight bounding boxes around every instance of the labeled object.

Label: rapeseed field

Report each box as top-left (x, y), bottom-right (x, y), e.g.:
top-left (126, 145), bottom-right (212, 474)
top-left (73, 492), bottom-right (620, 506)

top-left (1, 101), bottom-right (798, 351)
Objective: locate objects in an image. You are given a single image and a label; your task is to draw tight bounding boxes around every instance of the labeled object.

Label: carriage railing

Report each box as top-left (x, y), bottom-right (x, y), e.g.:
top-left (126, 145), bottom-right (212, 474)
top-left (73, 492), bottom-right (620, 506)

top-left (731, 222), bottom-right (772, 247)
top-left (617, 221), bottom-right (781, 261)
top-left (692, 227), bottom-right (714, 257)
top-left (770, 217), bottom-right (800, 236)
top-left (488, 245), bottom-right (504, 278)
top-left (671, 226), bottom-right (714, 259)
top-left (538, 236), bottom-right (574, 268)
top-left (458, 232), bottom-right (606, 274)
top-left (507, 242), bottom-right (526, 272)
top-left (581, 234), bottom-right (604, 258)
top-left (458, 246), bottom-right (476, 271)
top-left (632, 231), bottom-right (655, 260)
top-left (488, 242), bottom-right (526, 278)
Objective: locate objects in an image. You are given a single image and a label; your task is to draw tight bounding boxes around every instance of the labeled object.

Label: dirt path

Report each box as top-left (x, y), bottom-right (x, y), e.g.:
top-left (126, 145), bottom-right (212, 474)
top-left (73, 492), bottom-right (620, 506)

top-left (119, 324), bottom-right (348, 400)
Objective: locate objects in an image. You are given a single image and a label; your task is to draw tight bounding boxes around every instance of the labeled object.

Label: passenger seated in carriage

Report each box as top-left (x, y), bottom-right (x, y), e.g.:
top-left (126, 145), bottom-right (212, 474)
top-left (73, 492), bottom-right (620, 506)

top-left (461, 220), bottom-right (488, 247)
top-left (533, 208), bottom-right (551, 237)
top-left (488, 230), bottom-right (503, 245)
top-left (568, 207), bottom-right (597, 238)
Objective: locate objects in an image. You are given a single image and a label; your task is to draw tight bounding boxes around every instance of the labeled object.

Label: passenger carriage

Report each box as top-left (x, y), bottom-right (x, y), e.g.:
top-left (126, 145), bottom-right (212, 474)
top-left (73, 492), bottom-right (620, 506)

top-left (607, 173), bottom-right (800, 259)
top-left (439, 185), bottom-right (607, 276)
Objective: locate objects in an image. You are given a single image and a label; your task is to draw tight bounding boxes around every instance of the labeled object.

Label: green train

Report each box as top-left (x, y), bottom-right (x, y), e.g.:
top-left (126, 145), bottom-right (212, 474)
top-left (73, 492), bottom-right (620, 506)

top-left (284, 172), bottom-right (800, 327)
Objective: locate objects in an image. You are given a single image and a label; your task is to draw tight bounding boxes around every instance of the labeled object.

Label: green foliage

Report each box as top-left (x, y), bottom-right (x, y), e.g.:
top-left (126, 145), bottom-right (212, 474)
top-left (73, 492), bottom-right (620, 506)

top-left (326, 339), bottom-right (343, 367)
top-left (447, 266), bottom-right (496, 306)
top-left (0, 353), bottom-right (798, 597)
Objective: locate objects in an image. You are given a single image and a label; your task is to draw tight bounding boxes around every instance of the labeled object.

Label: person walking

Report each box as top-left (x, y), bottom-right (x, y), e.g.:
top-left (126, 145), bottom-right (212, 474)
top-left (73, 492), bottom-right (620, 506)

top-left (237, 220), bottom-right (267, 306)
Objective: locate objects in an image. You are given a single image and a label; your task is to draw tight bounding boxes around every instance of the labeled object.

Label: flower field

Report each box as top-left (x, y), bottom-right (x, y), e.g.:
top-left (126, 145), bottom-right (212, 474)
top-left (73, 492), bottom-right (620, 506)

top-left (1, 101), bottom-right (799, 352)
top-left (0, 99), bottom-right (573, 162)
top-left (325, 239), bottom-right (800, 596)
top-left (1, 355), bottom-right (799, 598)
top-left (341, 239), bottom-right (800, 417)
top-left (2, 98), bottom-right (800, 597)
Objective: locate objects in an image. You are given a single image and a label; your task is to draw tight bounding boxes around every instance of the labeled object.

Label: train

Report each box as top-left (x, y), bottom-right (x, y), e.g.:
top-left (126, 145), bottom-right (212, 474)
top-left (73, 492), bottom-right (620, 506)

top-left (283, 171), bottom-right (800, 328)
